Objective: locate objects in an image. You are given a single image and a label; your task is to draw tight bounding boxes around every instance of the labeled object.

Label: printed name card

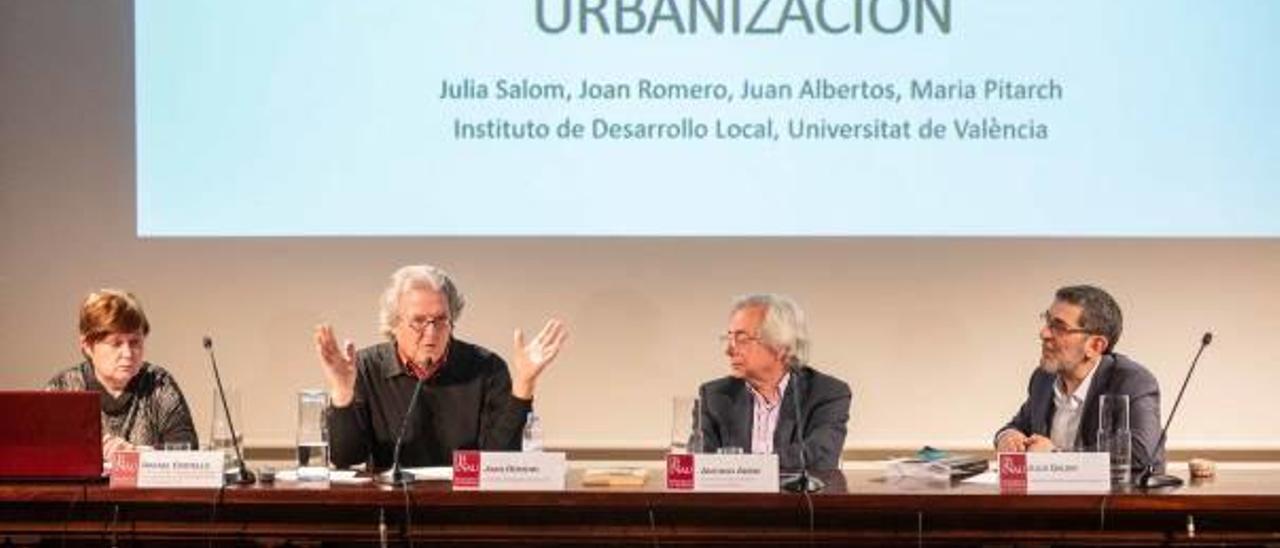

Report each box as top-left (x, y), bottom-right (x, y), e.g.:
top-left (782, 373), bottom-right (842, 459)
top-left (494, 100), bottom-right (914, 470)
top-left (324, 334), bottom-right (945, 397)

top-left (998, 452), bottom-right (1110, 493)
top-left (452, 451), bottom-right (566, 491)
top-left (666, 453), bottom-right (779, 492)
top-left (109, 450), bottom-right (224, 488)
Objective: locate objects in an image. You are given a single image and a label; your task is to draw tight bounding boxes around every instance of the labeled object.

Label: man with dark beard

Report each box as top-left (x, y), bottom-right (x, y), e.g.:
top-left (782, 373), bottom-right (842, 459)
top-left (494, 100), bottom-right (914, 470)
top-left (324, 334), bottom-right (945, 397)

top-left (994, 285), bottom-right (1165, 474)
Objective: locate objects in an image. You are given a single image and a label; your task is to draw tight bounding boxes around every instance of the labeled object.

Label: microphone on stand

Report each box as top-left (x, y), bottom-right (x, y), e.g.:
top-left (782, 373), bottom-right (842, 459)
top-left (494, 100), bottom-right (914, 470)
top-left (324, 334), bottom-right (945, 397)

top-left (379, 357), bottom-right (432, 486)
top-left (781, 362), bottom-right (824, 493)
top-left (1137, 332), bottom-right (1213, 489)
top-left (203, 336), bottom-right (255, 485)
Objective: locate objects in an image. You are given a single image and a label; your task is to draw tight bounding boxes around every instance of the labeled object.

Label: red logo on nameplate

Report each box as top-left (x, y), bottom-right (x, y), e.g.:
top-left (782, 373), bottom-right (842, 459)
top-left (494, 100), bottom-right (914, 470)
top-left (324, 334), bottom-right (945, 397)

top-left (108, 451), bottom-right (140, 488)
top-left (453, 451), bottom-right (481, 489)
top-left (666, 454), bottom-right (694, 490)
top-left (999, 453), bottom-right (1028, 492)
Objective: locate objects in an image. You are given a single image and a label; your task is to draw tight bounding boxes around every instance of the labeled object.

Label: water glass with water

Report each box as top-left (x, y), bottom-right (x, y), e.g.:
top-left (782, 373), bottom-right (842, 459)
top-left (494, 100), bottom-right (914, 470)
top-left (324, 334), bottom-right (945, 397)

top-left (296, 389), bottom-right (330, 481)
top-left (670, 397), bottom-right (704, 454)
top-left (1097, 394), bottom-right (1132, 486)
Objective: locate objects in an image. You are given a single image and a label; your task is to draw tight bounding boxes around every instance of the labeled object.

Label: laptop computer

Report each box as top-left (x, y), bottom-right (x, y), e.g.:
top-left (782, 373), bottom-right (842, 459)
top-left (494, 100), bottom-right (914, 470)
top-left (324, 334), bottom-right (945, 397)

top-left (0, 391), bottom-right (103, 480)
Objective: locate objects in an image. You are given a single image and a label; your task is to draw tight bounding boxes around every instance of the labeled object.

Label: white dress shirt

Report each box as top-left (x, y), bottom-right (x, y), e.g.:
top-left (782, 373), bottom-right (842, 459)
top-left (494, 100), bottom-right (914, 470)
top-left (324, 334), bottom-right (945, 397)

top-left (1049, 358), bottom-right (1101, 451)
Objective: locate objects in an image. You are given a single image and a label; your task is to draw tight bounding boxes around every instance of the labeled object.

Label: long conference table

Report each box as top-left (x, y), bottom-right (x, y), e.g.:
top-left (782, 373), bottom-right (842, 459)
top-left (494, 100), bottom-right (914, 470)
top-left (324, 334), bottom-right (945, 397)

top-left (2, 466), bottom-right (1279, 547)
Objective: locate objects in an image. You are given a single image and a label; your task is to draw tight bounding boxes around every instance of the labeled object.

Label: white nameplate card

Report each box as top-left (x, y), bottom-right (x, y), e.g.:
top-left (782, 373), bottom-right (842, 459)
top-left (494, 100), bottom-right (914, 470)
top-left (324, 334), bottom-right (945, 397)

top-left (109, 450), bottom-right (224, 488)
top-left (452, 451), bottom-right (566, 491)
top-left (998, 452), bottom-right (1110, 493)
top-left (666, 453), bottom-right (779, 492)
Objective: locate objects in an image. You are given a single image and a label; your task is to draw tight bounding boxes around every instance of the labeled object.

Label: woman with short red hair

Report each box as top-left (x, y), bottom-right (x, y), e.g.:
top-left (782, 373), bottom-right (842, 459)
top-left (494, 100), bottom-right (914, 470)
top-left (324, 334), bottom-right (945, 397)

top-left (46, 289), bottom-right (197, 460)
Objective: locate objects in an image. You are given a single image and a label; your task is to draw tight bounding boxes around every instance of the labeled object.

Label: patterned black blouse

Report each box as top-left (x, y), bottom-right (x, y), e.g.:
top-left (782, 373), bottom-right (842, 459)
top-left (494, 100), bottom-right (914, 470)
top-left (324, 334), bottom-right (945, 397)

top-left (46, 362), bottom-right (199, 449)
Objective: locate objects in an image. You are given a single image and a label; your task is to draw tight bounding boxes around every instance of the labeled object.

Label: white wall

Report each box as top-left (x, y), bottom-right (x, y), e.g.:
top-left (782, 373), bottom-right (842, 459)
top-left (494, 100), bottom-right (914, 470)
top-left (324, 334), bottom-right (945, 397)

top-left (2, 0), bottom-right (1277, 451)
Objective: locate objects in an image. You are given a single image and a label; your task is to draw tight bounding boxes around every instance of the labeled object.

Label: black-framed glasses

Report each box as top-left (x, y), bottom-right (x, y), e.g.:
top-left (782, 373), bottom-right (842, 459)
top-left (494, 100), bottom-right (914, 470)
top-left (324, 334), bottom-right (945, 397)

top-left (1040, 311), bottom-right (1094, 337)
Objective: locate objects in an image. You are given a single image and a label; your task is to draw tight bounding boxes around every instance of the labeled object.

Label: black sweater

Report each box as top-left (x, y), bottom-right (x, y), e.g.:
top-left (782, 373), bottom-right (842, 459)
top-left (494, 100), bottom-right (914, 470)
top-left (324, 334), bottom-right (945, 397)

top-left (327, 338), bottom-right (532, 469)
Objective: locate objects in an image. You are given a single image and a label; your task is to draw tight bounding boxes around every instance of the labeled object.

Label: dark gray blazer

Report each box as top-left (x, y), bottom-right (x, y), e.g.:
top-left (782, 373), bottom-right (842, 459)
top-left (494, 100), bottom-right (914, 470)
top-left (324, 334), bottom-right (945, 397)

top-left (996, 353), bottom-right (1165, 473)
top-left (698, 365), bottom-right (851, 470)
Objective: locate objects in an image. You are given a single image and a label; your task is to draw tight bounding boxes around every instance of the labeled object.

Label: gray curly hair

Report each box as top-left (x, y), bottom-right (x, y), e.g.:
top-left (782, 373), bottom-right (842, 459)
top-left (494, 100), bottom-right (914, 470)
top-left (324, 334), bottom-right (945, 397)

top-left (378, 265), bottom-right (465, 339)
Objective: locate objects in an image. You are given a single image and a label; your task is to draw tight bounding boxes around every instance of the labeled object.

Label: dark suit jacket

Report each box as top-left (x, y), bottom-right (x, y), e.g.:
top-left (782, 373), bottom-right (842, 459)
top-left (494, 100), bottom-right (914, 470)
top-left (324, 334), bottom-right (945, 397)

top-left (698, 365), bottom-right (851, 470)
top-left (996, 353), bottom-right (1165, 473)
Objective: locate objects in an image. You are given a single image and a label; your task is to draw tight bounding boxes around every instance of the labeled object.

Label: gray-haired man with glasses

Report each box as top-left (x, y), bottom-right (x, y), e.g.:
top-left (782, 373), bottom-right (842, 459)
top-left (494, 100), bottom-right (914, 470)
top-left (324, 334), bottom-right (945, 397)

top-left (994, 285), bottom-right (1165, 474)
top-left (697, 294), bottom-right (852, 470)
top-left (314, 265), bottom-right (568, 470)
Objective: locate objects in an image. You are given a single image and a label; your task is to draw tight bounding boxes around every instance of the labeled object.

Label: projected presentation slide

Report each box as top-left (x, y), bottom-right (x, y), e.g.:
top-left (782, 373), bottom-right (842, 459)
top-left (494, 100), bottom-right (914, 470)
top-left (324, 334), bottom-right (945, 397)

top-left (136, 0), bottom-right (1279, 237)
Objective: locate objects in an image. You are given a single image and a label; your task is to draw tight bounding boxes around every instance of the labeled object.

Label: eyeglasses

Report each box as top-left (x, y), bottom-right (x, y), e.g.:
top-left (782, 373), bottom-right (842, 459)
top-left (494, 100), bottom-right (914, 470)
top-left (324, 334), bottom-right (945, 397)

top-left (1040, 311), bottom-right (1094, 337)
top-left (402, 315), bottom-right (450, 333)
top-left (718, 331), bottom-right (762, 348)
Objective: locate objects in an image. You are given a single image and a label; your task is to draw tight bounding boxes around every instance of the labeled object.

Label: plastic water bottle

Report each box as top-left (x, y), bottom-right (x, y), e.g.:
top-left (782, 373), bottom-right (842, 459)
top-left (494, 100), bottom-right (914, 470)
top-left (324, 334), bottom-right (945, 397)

top-left (522, 412), bottom-right (543, 452)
